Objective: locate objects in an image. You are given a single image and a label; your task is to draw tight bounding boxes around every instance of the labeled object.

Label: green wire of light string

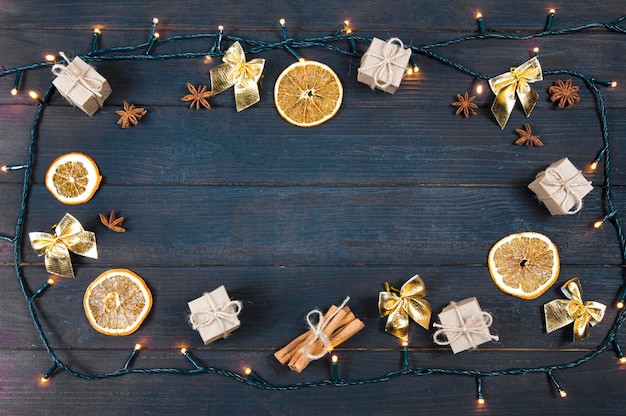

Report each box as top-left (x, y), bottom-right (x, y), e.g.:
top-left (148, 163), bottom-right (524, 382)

top-left (0, 13), bottom-right (625, 391)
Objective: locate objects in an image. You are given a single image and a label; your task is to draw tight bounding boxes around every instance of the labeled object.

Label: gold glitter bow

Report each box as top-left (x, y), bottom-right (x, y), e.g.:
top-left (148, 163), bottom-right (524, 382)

top-left (29, 213), bottom-right (98, 278)
top-left (488, 56), bottom-right (543, 129)
top-left (544, 278), bottom-right (606, 342)
top-left (210, 41), bottom-right (265, 112)
top-left (378, 274), bottom-right (431, 340)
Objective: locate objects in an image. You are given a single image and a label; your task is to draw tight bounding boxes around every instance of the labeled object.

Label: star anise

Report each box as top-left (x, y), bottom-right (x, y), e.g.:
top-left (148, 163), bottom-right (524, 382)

top-left (452, 92), bottom-right (478, 117)
top-left (99, 211), bottom-right (126, 232)
top-left (515, 123), bottom-right (543, 146)
top-left (115, 101), bottom-right (147, 128)
top-left (549, 79), bottom-right (580, 108)
top-left (181, 83), bottom-right (214, 109)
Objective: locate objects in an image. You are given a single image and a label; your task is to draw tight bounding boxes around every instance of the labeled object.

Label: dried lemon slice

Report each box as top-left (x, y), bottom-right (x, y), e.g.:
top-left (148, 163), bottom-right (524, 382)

top-left (488, 232), bottom-right (560, 299)
top-left (84, 269), bottom-right (152, 336)
top-left (274, 60), bottom-right (343, 127)
top-left (45, 152), bottom-right (102, 205)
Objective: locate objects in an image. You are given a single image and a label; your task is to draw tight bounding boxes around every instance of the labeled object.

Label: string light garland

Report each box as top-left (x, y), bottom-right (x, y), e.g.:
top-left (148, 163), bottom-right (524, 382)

top-left (1, 10), bottom-right (625, 403)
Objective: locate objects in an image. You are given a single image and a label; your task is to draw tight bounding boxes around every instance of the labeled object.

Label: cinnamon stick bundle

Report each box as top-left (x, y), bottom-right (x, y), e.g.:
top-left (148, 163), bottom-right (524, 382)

top-left (274, 303), bottom-right (365, 372)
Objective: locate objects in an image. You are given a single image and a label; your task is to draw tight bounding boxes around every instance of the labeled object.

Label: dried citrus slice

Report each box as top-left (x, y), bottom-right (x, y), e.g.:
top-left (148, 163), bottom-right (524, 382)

top-left (83, 269), bottom-right (152, 336)
top-left (274, 60), bottom-right (343, 127)
top-left (488, 232), bottom-right (560, 299)
top-left (45, 152), bottom-right (102, 205)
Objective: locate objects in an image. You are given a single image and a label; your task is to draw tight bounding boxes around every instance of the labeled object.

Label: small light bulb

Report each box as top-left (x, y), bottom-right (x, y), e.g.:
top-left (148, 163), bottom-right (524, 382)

top-left (559, 390), bottom-right (567, 398)
top-left (47, 278), bottom-right (54, 285)
top-left (406, 68), bottom-right (413, 76)
top-left (346, 29), bottom-right (352, 34)
top-left (344, 20), bottom-right (349, 26)
top-left (590, 162), bottom-right (598, 170)
top-left (218, 25), bottom-right (224, 31)
top-left (180, 347), bottom-right (187, 354)
top-left (619, 356), bottom-right (626, 363)
top-left (134, 344), bottom-right (141, 351)
top-left (154, 33), bottom-right (160, 39)
top-left (94, 27), bottom-right (101, 34)
top-left (298, 57), bottom-right (306, 62)
top-left (477, 398), bottom-right (485, 405)
top-left (10, 88), bottom-right (18, 96)
top-left (204, 55), bottom-right (213, 63)
top-left (331, 355), bottom-right (338, 364)
top-left (476, 84), bottom-right (483, 95)
top-left (40, 376), bottom-right (49, 383)
top-left (533, 47), bottom-right (540, 54)
top-left (593, 220), bottom-right (603, 229)
top-left (279, 18), bottom-right (286, 26)
top-left (549, 9), bottom-right (556, 15)
top-left (28, 91), bottom-right (39, 100)
top-left (617, 301), bottom-right (624, 309)
top-left (611, 81), bottom-right (617, 88)
top-left (476, 12), bottom-right (483, 19)
top-left (244, 367), bottom-right (252, 375)
top-left (402, 341), bottom-right (409, 347)
top-left (152, 18), bottom-right (159, 24)
top-left (44, 54), bottom-right (56, 62)
top-left (1, 166), bottom-right (7, 173)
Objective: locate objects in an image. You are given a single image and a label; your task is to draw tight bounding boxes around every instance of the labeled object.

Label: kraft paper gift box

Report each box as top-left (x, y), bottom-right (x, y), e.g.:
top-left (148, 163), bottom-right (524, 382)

top-left (52, 55), bottom-right (112, 116)
top-left (188, 286), bottom-right (241, 345)
top-left (357, 37), bottom-right (411, 94)
top-left (528, 157), bottom-right (593, 215)
top-left (433, 297), bottom-right (498, 354)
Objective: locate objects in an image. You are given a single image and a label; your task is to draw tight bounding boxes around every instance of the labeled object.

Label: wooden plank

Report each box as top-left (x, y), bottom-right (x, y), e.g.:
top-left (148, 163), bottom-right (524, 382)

top-left (0, 349), bottom-right (624, 415)
top-left (1, 264), bottom-right (620, 350)
top-left (10, 184), bottom-right (620, 266)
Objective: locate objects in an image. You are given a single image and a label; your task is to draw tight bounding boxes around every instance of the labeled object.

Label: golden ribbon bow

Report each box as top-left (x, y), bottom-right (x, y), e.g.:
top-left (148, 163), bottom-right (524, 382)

top-left (488, 56), bottom-right (543, 129)
top-left (378, 274), bottom-right (431, 340)
top-left (210, 41), bottom-right (265, 112)
top-left (29, 213), bottom-right (98, 278)
top-left (544, 278), bottom-right (606, 342)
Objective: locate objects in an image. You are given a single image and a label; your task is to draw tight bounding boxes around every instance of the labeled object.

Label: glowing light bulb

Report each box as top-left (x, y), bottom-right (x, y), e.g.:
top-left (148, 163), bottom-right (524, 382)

top-left (346, 29), bottom-right (352, 34)
top-left (152, 18), bottom-right (159, 24)
top-left (154, 33), bottom-right (160, 39)
top-left (244, 367), bottom-right (252, 375)
top-left (590, 162), bottom-right (598, 170)
top-left (1, 166), bottom-right (7, 173)
top-left (28, 91), bottom-right (39, 100)
top-left (204, 55), bottom-right (213, 63)
top-left (94, 27), bottom-right (101, 34)
top-left (533, 47), bottom-right (540, 54)
top-left (611, 81), bottom-right (617, 88)
top-left (402, 340), bottom-right (409, 347)
top-left (10, 88), bottom-right (18, 96)
top-left (344, 20), bottom-right (349, 26)
top-left (559, 390), bottom-right (567, 398)
top-left (180, 347), bottom-right (187, 354)
top-left (331, 355), bottom-right (338, 364)
top-left (549, 9), bottom-right (556, 15)
top-left (476, 12), bottom-right (482, 19)
top-left (477, 398), bottom-right (485, 405)
top-left (47, 278), bottom-right (54, 285)
top-left (279, 18), bottom-right (286, 26)
top-left (406, 68), bottom-right (413, 76)
top-left (476, 84), bottom-right (483, 95)
top-left (44, 54), bottom-right (56, 62)
top-left (413, 66), bottom-right (419, 73)
top-left (134, 344), bottom-right (141, 351)
top-left (298, 57), bottom-right (306, 62)
top-left (617, 301), bottom-right (624, 309)
top-left (619, 356), bottom-right (626, 363)
top-left (218, 25), bottom-right (224, 31)
top-left (593, 220), bottom-right (603, 229)
top-left (40, 376), bottom-right (49, 383)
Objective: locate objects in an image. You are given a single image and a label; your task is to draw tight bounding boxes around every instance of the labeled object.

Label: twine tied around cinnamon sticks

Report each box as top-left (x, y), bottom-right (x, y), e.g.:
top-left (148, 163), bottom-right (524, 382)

top-left (274, 297), bottom-right (365, 372)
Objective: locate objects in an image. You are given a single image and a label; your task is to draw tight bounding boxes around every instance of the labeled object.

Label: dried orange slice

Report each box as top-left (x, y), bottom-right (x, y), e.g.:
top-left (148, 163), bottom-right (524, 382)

top-left (488, 232), bottom-right (560, 299)
top-left (274, 60), bottom-right (343, 127)
top-left (84, 269), bottom-right (152, 336)
top-left (45, 152), bottom-right (102, 205)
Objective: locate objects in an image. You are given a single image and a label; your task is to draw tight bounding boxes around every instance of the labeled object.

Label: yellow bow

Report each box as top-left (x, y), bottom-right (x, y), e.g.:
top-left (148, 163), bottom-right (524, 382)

top-left (29, 213), bottom-right (97, 278)
top-left (210, 41), bottom-right (265, 112)
top-left (488, 56), bottom-right (542, 129)
top-left (544, 278), bottom-right (606, 342)
top-left (378, 274), bottom-right (431, 340)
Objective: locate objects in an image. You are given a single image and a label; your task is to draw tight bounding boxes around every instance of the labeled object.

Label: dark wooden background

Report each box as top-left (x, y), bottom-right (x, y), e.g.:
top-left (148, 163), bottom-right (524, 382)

top-left (1, 1), bottom-right (625, 414)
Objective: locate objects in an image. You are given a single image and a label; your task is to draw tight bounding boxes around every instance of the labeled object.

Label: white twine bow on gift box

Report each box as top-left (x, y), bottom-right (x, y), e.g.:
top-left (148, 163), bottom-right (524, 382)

top-left (432, 302), bottom-right (499, 350)
top-left (360, 38), bottom-right (408, 89)
top-left (51, 52), bottom-right (106, 102)
top-left (300, 296), bottom-right (350, 360)
top-left (537, 166), bottom-right (591, 214)
top-left (188, 292), bottom-right (243, 337)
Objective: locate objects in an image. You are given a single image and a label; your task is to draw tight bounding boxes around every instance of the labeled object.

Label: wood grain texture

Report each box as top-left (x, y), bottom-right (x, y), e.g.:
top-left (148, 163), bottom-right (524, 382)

top-left (1, 1), bottom-right (625, 415)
